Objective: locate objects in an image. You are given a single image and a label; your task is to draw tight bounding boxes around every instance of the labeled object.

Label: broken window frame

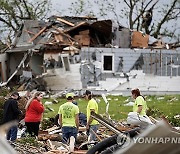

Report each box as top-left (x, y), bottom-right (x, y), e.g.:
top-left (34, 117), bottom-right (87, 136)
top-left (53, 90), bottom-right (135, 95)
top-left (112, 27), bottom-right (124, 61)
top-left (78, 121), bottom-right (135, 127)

top-left (60, 54), bottom-right (71, 72)
top-left (101, 53), bottom-right (114, 73)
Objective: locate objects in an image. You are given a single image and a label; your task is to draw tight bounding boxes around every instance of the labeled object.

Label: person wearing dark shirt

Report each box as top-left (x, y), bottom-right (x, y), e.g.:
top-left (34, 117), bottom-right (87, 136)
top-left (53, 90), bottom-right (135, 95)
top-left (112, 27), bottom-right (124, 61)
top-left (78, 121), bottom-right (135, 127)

top-left (3, 92), bottom-right (21, 141)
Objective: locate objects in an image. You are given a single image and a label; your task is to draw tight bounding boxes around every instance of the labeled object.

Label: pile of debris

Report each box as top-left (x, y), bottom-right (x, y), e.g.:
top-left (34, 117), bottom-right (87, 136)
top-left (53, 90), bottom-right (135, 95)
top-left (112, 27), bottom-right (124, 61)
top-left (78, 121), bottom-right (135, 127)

top-left (1, 111), bottom-right (180, 154)
top-left (0, 90), bottom-right (180, 154)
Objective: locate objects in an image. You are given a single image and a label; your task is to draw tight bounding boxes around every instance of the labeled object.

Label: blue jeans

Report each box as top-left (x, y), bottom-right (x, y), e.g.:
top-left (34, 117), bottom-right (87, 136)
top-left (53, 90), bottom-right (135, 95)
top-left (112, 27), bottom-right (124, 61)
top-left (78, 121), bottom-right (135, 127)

top-left (89, 125), bottom-right (99, 142)
top-left (62, 126), bottom-right (78, 143)
top-left (7, 126), bottom-right (18, 141)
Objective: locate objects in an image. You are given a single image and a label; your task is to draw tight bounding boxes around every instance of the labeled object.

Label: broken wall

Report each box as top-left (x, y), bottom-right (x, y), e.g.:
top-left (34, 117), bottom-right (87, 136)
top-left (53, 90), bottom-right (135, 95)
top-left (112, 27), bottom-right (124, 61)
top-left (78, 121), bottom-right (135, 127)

top-left (30, 54), bottom-right (44, 75)
top-left (80, 47), bottom-right (180, 88)
top-left (131, 31), bottom-right (149, 48)
top-left (0, 53), bottom-right (8, 82)
top-left (112, 27), bottom-right (131, 48)
top-left (9, 52), bottom-right (24, 76)
top-left (43, 52), bottom-right (82, 91)
top-left (43, 63), bottom-right (82, 91)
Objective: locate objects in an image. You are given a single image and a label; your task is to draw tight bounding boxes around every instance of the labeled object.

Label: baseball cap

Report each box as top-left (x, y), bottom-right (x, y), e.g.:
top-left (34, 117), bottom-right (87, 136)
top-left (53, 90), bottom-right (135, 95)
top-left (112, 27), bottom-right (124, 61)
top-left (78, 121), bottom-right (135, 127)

top-left (66, 93), bottom-right (75, 99)
top-left (11, 92), bottom-right (21, 100)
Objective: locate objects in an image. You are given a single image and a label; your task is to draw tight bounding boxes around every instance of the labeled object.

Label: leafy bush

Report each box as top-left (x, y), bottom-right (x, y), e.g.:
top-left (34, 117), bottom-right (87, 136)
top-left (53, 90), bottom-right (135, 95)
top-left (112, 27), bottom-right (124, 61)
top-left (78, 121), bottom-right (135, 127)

top-left (0, 87), bottom-right (11, 97)
top-left (17, 135), bottom-right (41, 147)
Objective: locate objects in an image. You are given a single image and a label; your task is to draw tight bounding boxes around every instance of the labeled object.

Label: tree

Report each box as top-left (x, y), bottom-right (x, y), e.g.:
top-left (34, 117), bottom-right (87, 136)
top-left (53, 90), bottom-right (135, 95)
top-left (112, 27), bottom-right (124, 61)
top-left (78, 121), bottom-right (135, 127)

top-left (152, 0), bottom-right (180, 38)
top-left (68, 0), bottom-right (180, 41)
top-left (0, 0), bottom-right (51, 42)
top-left (68, 0), bottom-right (95, 17)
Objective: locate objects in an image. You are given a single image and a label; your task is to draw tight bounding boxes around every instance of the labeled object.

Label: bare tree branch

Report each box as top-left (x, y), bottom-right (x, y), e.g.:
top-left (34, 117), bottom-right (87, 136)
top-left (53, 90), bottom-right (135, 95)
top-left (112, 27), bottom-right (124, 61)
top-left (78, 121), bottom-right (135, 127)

top-left (153, 0), bottom-right (178, 38)
top-left (0, 0), bottom-right (51, 41)
top-left (22, 0), bottom-right (32, 19)
top-left (132, 0), bottom-right (157, 26)
top-left (0, 16), bottom-right (16, 31)
top-left (124, 0), bottom-right (130, 8)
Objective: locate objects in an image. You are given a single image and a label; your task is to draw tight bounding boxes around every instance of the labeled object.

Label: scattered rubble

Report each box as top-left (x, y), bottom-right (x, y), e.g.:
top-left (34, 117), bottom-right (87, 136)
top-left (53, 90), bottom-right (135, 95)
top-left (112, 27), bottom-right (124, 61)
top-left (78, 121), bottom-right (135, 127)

top-left (0, 91), bottom-right (179, 154)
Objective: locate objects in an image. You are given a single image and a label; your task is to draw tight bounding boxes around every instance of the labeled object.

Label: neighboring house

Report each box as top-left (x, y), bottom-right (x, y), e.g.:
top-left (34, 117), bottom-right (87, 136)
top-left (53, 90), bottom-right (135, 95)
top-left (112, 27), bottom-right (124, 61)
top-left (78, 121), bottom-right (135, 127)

top-left (1, 16), bottom-right (180, 95)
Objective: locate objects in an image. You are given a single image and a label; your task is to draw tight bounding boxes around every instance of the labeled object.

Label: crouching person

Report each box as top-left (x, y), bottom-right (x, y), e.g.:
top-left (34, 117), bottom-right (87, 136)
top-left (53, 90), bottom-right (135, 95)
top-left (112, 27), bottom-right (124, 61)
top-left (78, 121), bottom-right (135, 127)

top-left (127, 88), bottom-right (154, 129)
top-left (58, 93), bottom-right (79, 151)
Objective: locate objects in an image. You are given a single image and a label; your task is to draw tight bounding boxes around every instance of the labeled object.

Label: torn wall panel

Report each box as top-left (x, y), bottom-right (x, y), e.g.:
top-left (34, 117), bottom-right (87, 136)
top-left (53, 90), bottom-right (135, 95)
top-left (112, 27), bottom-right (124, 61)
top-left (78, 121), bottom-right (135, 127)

top-left (43, 64), bottom-right (82, 90)
top-left (81, 47), bottom-right (180, 90)
top-left (131, 31), bottom-right (149, 48)
top-left (112, 27), bottom-right (131, 48)
top-left (29, 54), bottom-right (44, 75)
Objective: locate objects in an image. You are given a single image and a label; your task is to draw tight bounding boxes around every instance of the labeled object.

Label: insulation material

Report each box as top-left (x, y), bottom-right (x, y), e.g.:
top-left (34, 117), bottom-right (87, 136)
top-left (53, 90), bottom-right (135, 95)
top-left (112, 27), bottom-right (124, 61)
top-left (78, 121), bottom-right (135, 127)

top-left (131, 31), bottom-right (149, 48)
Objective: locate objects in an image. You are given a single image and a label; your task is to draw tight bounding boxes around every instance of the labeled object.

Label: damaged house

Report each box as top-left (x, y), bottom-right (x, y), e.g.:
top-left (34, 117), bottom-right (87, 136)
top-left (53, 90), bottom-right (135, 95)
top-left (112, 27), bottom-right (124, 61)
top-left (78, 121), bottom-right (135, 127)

top-left (0, 16), bottom-right (180, 95)
top-left (0, 16), bottom-right (115, 91)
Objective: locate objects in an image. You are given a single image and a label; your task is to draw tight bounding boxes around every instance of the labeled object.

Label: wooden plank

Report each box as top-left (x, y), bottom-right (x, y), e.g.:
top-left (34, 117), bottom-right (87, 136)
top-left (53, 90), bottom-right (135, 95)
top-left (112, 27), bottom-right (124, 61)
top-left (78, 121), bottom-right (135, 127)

top-left (57, 17), bottom-right (75, 27)
top-left (54, 34), bottom-right (63, 42)
top-left (90, 128), bottom-right (102, 141)
top-left (52, 26), bottom-right (77, 43)
top-left (64, 22), bottom-right (87, 33)
top-left (28, 26), bottom-right (47, 43)
top-left (53, 26), bottom-right (71, 39)
top-left (74, 150), bottom-right (87, 154)
top-left (24, 29), bottom-right (36, 35)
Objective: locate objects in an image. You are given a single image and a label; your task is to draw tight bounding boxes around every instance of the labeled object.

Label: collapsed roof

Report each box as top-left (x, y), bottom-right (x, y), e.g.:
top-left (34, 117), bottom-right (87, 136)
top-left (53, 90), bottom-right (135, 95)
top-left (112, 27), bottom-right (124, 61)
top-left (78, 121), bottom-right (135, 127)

top-left (7, 16), bottom-right (113, 53)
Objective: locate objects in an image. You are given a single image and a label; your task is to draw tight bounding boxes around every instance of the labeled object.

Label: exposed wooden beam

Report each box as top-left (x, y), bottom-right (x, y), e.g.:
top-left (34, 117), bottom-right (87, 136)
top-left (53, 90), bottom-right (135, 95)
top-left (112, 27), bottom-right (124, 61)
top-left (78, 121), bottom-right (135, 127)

top-left (28, 27), bottom-right (47, 43)
top-left (57, 17), bottom-right (75, 27)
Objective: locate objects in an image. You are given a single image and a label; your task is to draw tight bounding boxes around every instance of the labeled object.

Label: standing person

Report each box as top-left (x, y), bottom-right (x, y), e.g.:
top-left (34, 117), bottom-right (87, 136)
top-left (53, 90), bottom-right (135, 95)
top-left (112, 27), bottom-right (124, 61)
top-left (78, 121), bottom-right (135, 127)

top-left (3, 92), bottom-right (21, 141)
top-left (131, 88), bottom-right (147, 116)
top-left (84, 90), bottom-right (99, 142)
top-left (58, 93), bottom-right (79, 143)
top-left (24, 92), bottom-right (44, 137)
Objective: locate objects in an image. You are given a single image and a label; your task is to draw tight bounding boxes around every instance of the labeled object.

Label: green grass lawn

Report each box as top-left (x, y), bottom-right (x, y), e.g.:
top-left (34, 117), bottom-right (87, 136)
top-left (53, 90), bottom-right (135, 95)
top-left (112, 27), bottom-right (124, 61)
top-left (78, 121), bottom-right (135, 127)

top-left (43, 94), bottom-right (180, 122)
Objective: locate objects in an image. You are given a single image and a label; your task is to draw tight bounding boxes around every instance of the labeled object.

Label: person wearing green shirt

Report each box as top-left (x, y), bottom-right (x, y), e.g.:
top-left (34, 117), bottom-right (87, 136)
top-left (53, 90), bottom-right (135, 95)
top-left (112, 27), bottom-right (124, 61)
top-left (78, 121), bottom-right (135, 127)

top-left (58, 93), bottom-right (79, 143)
top-left (131, 88), bottom-right (147, 116)
top-left (129, 88), bottom-right (154, 128)
top-left (84, 90), bottom-right (99, 142)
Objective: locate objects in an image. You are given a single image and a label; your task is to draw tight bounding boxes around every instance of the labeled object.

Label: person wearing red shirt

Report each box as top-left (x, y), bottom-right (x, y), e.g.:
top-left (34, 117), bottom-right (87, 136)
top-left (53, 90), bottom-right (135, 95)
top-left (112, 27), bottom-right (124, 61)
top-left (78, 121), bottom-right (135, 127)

top-left (24, 92), bottom-right (44, 136)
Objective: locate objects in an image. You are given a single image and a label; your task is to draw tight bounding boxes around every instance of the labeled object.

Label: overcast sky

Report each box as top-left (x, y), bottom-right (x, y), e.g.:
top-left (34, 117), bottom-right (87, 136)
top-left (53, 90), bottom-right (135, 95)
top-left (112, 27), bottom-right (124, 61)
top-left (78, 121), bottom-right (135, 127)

top-left (0, 0), bottom-right (179, 42)
top-left (50, 0), bottom-right (73, 16)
